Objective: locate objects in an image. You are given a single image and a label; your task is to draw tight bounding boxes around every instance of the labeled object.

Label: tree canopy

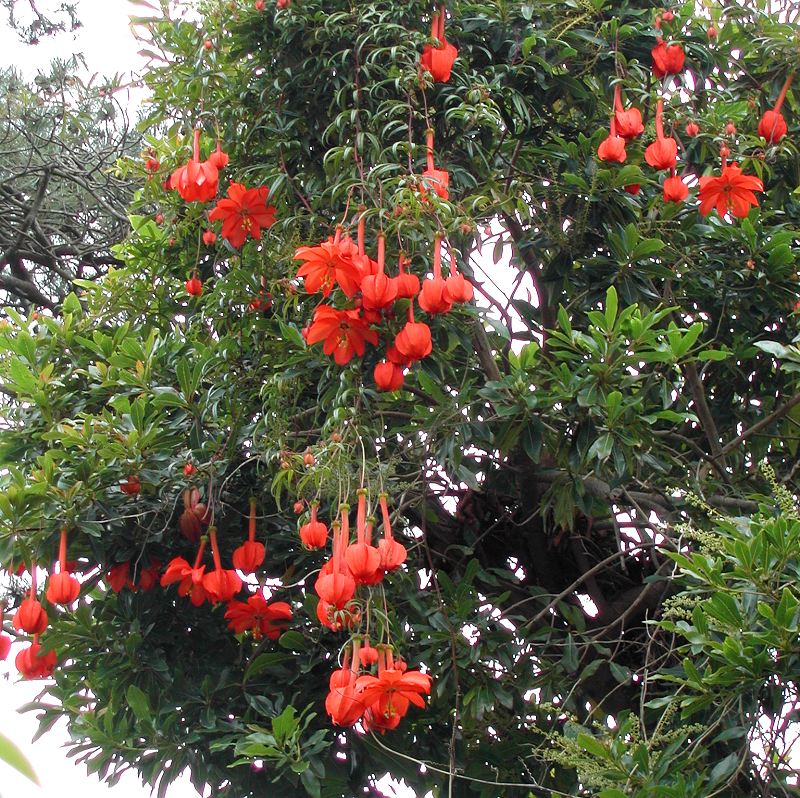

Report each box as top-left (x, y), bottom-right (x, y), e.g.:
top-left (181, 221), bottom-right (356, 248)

top-left (2, 1), bottom-right (800, 797)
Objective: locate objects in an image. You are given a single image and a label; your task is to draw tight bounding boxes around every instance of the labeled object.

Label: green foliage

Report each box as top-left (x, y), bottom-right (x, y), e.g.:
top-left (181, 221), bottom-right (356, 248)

top-left (2, 0), bottom-right (800, 797)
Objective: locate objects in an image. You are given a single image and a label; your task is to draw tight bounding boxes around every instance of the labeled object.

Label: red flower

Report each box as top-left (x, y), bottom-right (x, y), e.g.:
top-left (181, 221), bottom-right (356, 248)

top-left (108, 562), bottom-right (134, 592)
top-left (170, 129), bottom-right (219, 203)
top-left (186, 275), bottom-right (203, 297)
top-left (224, 594), bottom-right (292, 640)
top-left (374, 360), bottom-right (404, 392)
top-left (420, 8), bottom-right (457, 83)
top-left (300, 504), bottom-right (329, 549)
top-left (663, 173), bottom-right (689, 203)
top-left (326, 672), bottom-right (365, 727)
top-left (444, 261), bottom-right (473, 304)
top-left (203, 527), bottom-right (243, 604)
top-left (315, 514), bottom-right (357, 608)
top-left (0, 634), bottom-right (10, 661)
top-left (361, 235), bottom-right (398, 310)
top-left (46, 572), bottom-right (80, 605)
top-left (597, 132), bottom-right (626, 163)
top-left (359, 641), bottom-right (379, 667)
top-left (46, 527), bottom-right (80, 606)
top-left (645, 100), bottom-right (677, 170)
top-left (613, 86), bottom-right (644, 140)
top-left (120, 475), bottom-right (141, 495)
top-left (305, 305), bottom-right (378, 365)
top-left (15, 640), bottom-right (57, 680)
top-left (161, 540), bottom-right (210, 607)
top-left (394, 256), bottom-right (420, 299)
top-left (295, 234), bottom-right (364, 298)
top-left (418, 277), bottom-right (453, 315)
top-left (377, 494), bottom-right (407, 572)
top-left (202, 229), bottom-right (217, 245)
top-left (623, 184), bottom-right (641, 195)
top-left (758, 110), bottom-right (787, 144)
top-left (651, 38), bottom-right (685, 77)
top-left (758, 73), bottom-right (793, 144)
top-left (207, 142), bottom-right (229, 170)
top-left (394, 317), bottom-right (432, 362)
top-left (13, 597), bottom-right (48, 635)
top-left (233, 497), bottom-right (266, 574)
top-left (355, 668), bottom-right (431, 722)
top-left (344, 492), bottom-right (382, 585)
top-left (208, 182), bottom-right (276, 249)
top-left (685, 121), bottom-right (699, 137)
top-left (698, 161), bottom-right (763, 219)
top-left (138, 560), bottom-right (161, 592)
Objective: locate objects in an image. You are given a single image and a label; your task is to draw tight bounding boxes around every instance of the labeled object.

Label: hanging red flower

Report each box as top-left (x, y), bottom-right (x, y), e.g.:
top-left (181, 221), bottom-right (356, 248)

top-left (207, 142), bottom-right (229, 170)
top-left (208, 182), bottom-right (276, 248)
top-left (420, 130), bottom-right (450, 200)
top-left (224, 594), bottom-right (292, 640)
top-left (613, 86), bottom-right (644, 139)
top-left (645, 100), bottom-right (678, 170)
top-left (597, 113), bottom-right (627, 163)
top-left (305, 305), bottom-right (379, 365)
top-left (326, 658), bottom-right (366, 726)
top-left (203, 527), bottom-right (243, 604)
top-left (161, 539), bottom-right (210, 607)
top-left (685, 121), bottom-right (699, 137)
top-left (15, 639), bottom-right (57, 680)
top-left (13, 568), bottom-right (48, 634)
top-left (360, 236), bottom-right (398, 310)
top-left (377, 494), bottom-right (407, 572)
top-left (295, 231), bottom-right (364, 298)
top-left (698, 160), bottom-right (763, 220)
top-left (374, 360), bottom-right (404, 392)
top-left (420, 7), bottom-right (457, 83)
top-left (394, 256), bottom-right (420, 299)
top-left (232, 498), bottom-right (266, 574)
top-left (108, 562), bottom-right (133, 593)
top-left (394, 307), bottom-right (433, 362)
top-left (137, 560), bottom-right (161, 592)
top-left (300, 503), bottom-right (329, 549)
top-left (355, 667), bottom-right (431, 723)
top-left (344, 491), bottom-right (382, 585)
top-left (315, 515), bottom-right (357, 608)
top-left (651, 38), bottom-right (685, 77)
top-left (170, 129), bottom-right (219, 203)
top-left (46, 528), bottom-right (80, 606)
top-left (418, 237), bottom-right (453, 315)
top-left (758, 73), bottom-right (793, 144)
top-left (663, 173), bottom-right (689, 203)
top-left (444, 252), bottom-right (473, 303)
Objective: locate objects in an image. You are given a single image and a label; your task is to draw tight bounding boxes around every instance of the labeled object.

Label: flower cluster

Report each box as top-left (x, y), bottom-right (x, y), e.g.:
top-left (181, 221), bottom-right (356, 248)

top-left (297, 208), bottom-right (472, 389)
top-left (596, 8), bottom-right (776, 220)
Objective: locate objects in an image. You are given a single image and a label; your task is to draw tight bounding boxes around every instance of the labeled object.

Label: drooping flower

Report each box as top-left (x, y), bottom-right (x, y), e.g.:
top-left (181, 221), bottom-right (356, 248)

top-left (597, 114), bottom-right (627, 163)
top-left (623, 184), bottom-right (641, 195)
top-left (374, 360), bottom-right (404, 392)
top-left (207, 142), bottom-right (229, 170)
top-left (161, 539), bottom-right (210, 607)
top-left (170, 129), bottom-right (219, 203)
top-left (305, 305), bottom-right (379, 365)
top-left (224, 594), bottom-right (292, 640)
top-left (651, 38), bottom-right (685, 78)
top-left (315, 515), bottom-right (357, 608)
top-left (377, 494), bottom-right (407, 572)
top-left (186, 274), bottom-right (203, 297)
top-left (295, 230), bottom-right (364, 298)
top-left (299, 503), bottom-right (328, 549)
top-left (232, 497), bottom-right (266, 574)
top-left (13, 569), bottom-right (47, 635)
top-left (685, 121), bottom-right (700, 137)
top-left (15, 639), bottom-right (57, 680)
top-left (394, 256), bottom-right (420, 299)
top-left (326, 646), bottom-right (366, 726)
top-left (208, 182), bottom-right (276, 248)
top-left (613, 85), bottom-right (644, 140)
top-left (345, 491), bottom-right (382, 585)
top-left (46, 528), bottom-right (80, 606)
top-left (360, 235), bottom-right (398, 311)
top-left (137, 560), bottom-right (161, 592)
top-left (359, 638), bottom-right (380, 667)
top-left (419, 129), bottom-right (450, 200)
top-left (418, 236), bottom-right (453, 315)
top-left (698, 159), bottom-right (763, 220)
top-left (444, 252), bottom-right (473, 304)
top-left (758, 73), bottom-right (794, 144)
top-left (645, 100), bottom-right (678, 170)
top-left (394, 305), bottom-right (433, 362)
top-left (420, 7), bottom-right (457, 83)
top-left (203, 527), bottom-right (243, 604)
top-left (663, 173), bottom-right (689, 204)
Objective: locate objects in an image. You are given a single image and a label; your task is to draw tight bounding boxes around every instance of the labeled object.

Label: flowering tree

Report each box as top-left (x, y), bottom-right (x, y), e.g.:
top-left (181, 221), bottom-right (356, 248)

top-left (2, 1), bottom-right (800, 796)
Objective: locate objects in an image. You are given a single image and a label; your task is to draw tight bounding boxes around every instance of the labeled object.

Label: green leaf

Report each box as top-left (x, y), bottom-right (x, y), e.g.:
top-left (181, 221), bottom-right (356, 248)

top-left (126, 685), bottom-right (152, 722)
top-left (9, 358), bottom-right (38, 393)
top-left (0, 731), bottom-right (39, 784)
top-left (604, 285), bottom-right (618, 330)
top-left (278, 630), bottom-right (306, 651)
